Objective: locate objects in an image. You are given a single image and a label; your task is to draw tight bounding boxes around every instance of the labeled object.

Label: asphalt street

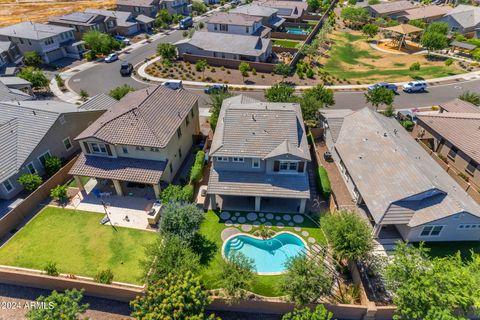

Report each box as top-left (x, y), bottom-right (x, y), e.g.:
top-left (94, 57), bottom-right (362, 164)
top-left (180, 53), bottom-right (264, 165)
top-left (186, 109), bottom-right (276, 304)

top-left (68, 23), bottom-right (480, 111)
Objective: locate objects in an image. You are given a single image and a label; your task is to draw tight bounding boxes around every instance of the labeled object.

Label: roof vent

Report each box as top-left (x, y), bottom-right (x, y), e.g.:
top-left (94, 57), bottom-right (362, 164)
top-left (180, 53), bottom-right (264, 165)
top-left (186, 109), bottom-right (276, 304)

top-left (32, 110), bottom-right (35, 115)
top-left (177, 111), bottom-right (181, 118)
top-left (383, 132), bottom-right (387, 137)
top-left (394, 129), bottom-right (398, 135)
top-left (252, 114), bottom-right (256, 121)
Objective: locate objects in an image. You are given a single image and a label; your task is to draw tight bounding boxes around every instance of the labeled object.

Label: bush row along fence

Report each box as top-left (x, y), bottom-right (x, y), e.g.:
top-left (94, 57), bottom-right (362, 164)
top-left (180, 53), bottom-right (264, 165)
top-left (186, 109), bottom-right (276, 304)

top-left (271, 31), bottom-right (308, 41)
top-left (182, 54), bottom-right (277, 73)
top-left (272, 46), bottom-right (299, 55)
top-left (0, 156), bottom-right (78, 240)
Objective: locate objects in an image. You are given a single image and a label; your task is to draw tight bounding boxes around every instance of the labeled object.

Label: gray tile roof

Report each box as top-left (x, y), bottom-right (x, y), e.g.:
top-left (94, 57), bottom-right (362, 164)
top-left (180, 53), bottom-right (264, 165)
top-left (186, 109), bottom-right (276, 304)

top-left (0, 22), bottom-right (73, 40)
top-left (331, 107), bottom-right (480, 227)
top-left (439, 98), bottom-right (480, 114)
top-left (117, 0), bottom-right (156, 7)
top-left (368, 0), bottom-right (416, 14)
top-left (69, 153), bottom-right (166, 184)
top-left (0, 82), bottom-right (32, 101)
top-left (398, 5), bottom-right (452, 21)
top-left (75, 85), bottom-right (198, 148)
top-left (443, 5), bottom-right (480, 29)
top-left (175, 31), bottom-right (271, 57)
top-left (210, 94), bottom-right (310, 160)
top-left (0, 77), bottom-right (31, 87)
top-left (135, 14), bottom-right (155, 24)
top-left (208, 167), bottom-right (310, 198)
top-left (208, 12), bottom-right (261, 26)
top-left (319, 109), bottom-right (355, 142)
top-left (231, 4), bottom-right (278, 17)
top-left (79, 93), bottom-right (118, 111)
top-left (49, 12), bottom-right (100, 26)
top-left (85, 9), bottom-right (136, 28)
top-left (255, 0), bottom-right (307, 18)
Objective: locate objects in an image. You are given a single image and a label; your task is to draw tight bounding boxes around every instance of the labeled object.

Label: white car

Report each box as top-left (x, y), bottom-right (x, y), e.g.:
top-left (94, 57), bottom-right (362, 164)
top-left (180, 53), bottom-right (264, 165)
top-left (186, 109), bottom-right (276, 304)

top-left (403, 81), bottom-right (427, 93)
top-left (104, 53), bottom-right (119, 63)
top-left (162, 80), bottom-right (183, 90)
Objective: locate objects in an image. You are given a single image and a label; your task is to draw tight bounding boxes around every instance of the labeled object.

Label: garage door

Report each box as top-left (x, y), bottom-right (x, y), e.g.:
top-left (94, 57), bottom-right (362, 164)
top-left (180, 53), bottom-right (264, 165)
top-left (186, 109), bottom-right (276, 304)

top-left (128, 24), bottom-right (140, 35)
top-left (45, 48), bottom-right (65, 63)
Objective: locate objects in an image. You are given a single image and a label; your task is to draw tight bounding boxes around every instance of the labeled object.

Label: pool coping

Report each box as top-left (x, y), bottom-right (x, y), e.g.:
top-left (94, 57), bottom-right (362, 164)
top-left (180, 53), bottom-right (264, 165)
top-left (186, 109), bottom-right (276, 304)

top-left (221, 231), bottom-right (309, 276)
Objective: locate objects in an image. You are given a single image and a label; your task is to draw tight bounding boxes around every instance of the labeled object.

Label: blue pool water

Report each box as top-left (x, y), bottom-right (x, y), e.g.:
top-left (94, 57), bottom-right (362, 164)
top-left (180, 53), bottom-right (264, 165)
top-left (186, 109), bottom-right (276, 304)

top-left (223, 233), bottom-right (306, 274)
top-left (286, 28), bottom-right (308, 35)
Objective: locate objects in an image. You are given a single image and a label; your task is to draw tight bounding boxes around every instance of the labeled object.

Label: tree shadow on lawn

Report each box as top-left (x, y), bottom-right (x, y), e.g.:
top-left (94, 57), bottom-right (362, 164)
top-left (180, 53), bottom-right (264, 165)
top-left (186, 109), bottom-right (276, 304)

top-left (190, 233), bottom-right (217, 266)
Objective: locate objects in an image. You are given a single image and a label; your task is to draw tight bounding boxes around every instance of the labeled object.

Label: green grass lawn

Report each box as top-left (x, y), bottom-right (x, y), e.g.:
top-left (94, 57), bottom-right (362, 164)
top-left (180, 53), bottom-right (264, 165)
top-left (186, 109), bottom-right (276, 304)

top-left (198, 210), bottom-right (326, 297)
top-left (415, 241), bottom-right (480, 260)
top-left (272, 39), bottom-right (301, 49)
top-left (305, 20), bottom-right (318, 26)
top-left (0, 207), bottom-right (156, 284)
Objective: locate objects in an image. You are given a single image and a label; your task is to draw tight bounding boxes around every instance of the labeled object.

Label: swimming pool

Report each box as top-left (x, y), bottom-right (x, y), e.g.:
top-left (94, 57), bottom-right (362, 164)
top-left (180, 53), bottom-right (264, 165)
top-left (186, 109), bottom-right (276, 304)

top-left (286, 28), bottom-right (309, 35)
top-left (223, 232), bottom-right (307, 274)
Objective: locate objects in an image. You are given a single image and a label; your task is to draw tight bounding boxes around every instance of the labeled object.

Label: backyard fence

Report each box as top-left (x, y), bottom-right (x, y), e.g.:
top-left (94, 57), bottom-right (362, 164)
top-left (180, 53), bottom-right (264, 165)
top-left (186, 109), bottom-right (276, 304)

top-left (271, 31), bottom-right (308, 41)
top-left (181, 54), bottom-right (277, 73)
top-left (272, 46), bottom-right (298, 55)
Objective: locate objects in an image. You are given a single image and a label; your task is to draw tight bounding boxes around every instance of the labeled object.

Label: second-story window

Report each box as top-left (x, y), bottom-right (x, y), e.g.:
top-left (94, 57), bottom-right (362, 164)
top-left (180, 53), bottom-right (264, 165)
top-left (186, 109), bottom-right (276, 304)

top-left (177, 127), bottom-right (182, 139)
top-left (136, 146), bottom-right (145, 151)
top-left (90, 143), bottom-right (112, 156)
top-left (122, 147), bottom-right (129, 154)
top-left (232, 157), bottom-right (244, 163)
top-left (217, 157), bottom-right (228, 162)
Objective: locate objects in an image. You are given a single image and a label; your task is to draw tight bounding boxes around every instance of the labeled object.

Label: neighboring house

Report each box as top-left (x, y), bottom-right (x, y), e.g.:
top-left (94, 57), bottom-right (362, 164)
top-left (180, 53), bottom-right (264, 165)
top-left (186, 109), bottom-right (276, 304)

top-left (414, 99), bottom-right (480, 188)
top-left (0, 41), bottom-right (22, 70)
top-left (254, 0), bottom-right (308, 21)
top-left (0, 22), bottom-right (84, 64)
top-left (175, 31), bottom-right (273, 62)
top-left (85, 9), bottom-right (155, 35)
top-left (207, 12), bottom-right (271, 38)
top-left (161, 0), bottom-right (191, 16)
top-left (116, 0), bottom-right (160, 18)
top-left (78, 93), bottom-right (118, 111)
top-left (48, 12), bottom-right (117, 41)
top-left (0, 100), bottom-right (105, 200)
top-left (69, 85), bottom-right (200, 199)
top-left (0, 77), bottom-right (32, 94)
top-left (0, 81), bottom-right (32, 101)
top-left (392, 5), bottom-right (452, 23)
top-left (320, 107), bottom-right (480, 242)
top-left (439, 5), bottom-right (480, 36)
top-left (207, 95), bottom-right (311, 214)
top-left (230, 4), bottom-right (285, 31)
top-left (367, 0), bottom-right (417, 18)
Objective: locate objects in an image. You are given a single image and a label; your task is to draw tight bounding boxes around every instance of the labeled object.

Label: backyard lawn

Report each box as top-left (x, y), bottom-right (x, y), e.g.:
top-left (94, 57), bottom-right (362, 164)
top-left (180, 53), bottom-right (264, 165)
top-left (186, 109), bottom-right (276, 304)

top-left (198, 210), bottom-right (326, 297)
top-left (416, 241), bottom-right (480, 259)
top-left (0, 207), bottom-right (156, 284)
top-left (321, 32), bottom-right (463, 83)
top-left (272, 39), bottom-right (301, 49)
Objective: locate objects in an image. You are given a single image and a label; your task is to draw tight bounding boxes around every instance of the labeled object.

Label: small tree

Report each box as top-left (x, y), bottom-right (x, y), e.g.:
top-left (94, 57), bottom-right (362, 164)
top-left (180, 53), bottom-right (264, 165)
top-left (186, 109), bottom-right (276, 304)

top-left (282, 305), bottom-right (333, 320)
top-left (420, 31), bottom-right (448, 53)
top-left (383, 104), bottom-right (396, 117)
top-left (265, 83), bottom-right (295, 102)
top-left (159, 203), bottom-right (204, 242)
top-left (109, 84), bottom-right (134, 100)
top-left (17, 173), bottom-right (42, 191)
top-left (130, 272), bottom-right (216, 319)
top-left (220, 251), bottom-right (255, 302)
top-left (281, 255), bottom-right (332, 305)
top-left (157, 43), bottom-right (177, 61)
top-left (79, 89), bottom-right (89, 100)
top-left (23, 51), bottom-right (43, 67)
top-left (362, 24), bottom-right (379, 39)
top-left (274, 63), bottom-right (291, 78)
top-left (94, 269), bottom-right (114, 284)
top-left (26, 289), bottom-right (88, 320)
top-left (306, 0), bottom-right (320, 11)
top-left (322, 210), bottom-right (373, 263)
top-left (83, 31), bottom-right (115, 56)
top-left (300, 84), bottom-right (335, 125)
top-left (18, 67), bottom-right (49, 89)
top-left (195, 60), bottom-right (208, 79)
top-left (364, 86), bottom-right (395, 111)
top-left (209, 91), bottom-right (232, 130)
top-left (161, 184), bottom-right (194, 204)
top-left (340, 7), bottom-right (369, 29)
top-left (44, 156), bottom-right (62, 176)
top-left (409, 62), bottom-right (421, 71)
top-left (459, 91), bottom-right (480, 106)
top-left (427, 21), bottom-right (449, 35)
top-left (238, 61), bottom-right (250, 82)
top-left (43, 261), bottom-right (59, 276)
top-left (50, 185), bottom-right (68, 202)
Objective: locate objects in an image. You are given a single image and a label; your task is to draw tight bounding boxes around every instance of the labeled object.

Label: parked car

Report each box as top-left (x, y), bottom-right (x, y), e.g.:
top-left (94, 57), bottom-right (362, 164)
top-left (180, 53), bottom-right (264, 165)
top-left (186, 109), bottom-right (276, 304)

top-left (204, 84), bottom-right (228, 94)
top-left (403, 81), bottom-right (427, 93)
top-left (104, 53), bottom-right (119, 63)
top-left (120, 62), bottom-right (133, 76)
top-left (114, 35), bottom-right (130, 45)
top-left (162, 80), bottom-right (183, 90)
top-left (367, 82), bottom-right (398, 93)
top-left (179, 16), bottom-right (193, 30)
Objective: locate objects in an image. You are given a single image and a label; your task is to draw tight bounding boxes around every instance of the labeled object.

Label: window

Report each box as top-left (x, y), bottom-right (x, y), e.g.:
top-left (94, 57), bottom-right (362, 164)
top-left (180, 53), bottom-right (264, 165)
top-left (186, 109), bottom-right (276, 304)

top-left (63, 137), bottom-right (72, 151)
top-left (420, 225), bottom-right (443, 237)
top-left (2, 179), bottom-right (14, 193)
top-left (178, 148), bottom-right (182, 158)
top-left (91, 143), bottom-right (108, 155)
top-left (214, 24), bottom-right (218, 31)
top-left (466, 160), bottom-right (478, 175)
top-left (448, 146), bottom-right (458, 160)
top-left (458, 224), bottom-right (480, 230)
top-left (134, 6), bottom-right (140, 12)
top-left (252, 158), bottom-right (260, 168)
top-left (279, 161), bottom-right (298, 172)
top-left (217, 157), bottom-right (228, 162)
top-left (246, 26), bottom-right (249, 33)
top-left (177, 127), bottom-right (182, 139)
top-left (135, 146), bottom-right (145, 151)
top-left (38, 151), bottom-right (52, 166)
top-left (220, 24), bottom-right (228, 31)
top-left (150, 147), bottom-right (159, 152)
top-left (122, 147), bottom-right (129, 154)
top-left (232, 157), bottom-right (244, 163)
top-left (19, 38), bottom-right (24, 44)
top-left (26, 162), bottom-right (36, 174)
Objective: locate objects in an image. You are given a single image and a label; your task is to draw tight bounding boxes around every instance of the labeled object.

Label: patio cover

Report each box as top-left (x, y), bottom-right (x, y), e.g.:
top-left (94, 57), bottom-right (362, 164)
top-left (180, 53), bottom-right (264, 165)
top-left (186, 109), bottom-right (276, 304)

top-left (383, 23), bottom-right (423, 35)
top-left (70, 154), bottom-right (167, 184)
top-left (450, 41), bottom-right (477, 51)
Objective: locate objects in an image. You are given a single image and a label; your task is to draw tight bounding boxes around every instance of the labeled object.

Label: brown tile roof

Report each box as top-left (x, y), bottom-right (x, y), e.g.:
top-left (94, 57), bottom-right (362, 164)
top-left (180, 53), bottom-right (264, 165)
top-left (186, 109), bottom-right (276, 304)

top-left (369, 0), bottom-right (416, 14)
top-left (417, 112), bottom-right (480, 164)
top-left (117, 0), bottom-right (156, 7)
top-left (208, 12), bottom-right (261, 26)
top-left (75, 85), bottom-right (198, 148)
top-left (439, 98), bottom-right (480, 114)
top-left (69, 153), bottom-right (166, 184)
top-left (399, 5), bottom-right (452, 21)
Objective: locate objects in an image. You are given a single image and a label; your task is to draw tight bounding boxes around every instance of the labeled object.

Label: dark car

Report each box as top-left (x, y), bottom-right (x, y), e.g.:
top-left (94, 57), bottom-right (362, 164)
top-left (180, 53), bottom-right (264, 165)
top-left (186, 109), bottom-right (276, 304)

top-left (120, 62), bottom-right (133, 76)
top-left (367, 82), bottom-right (398, 93)
top-left (323, 151), bottom-right (333, 162)
top-left (204, 84), bottom-right (228, 94)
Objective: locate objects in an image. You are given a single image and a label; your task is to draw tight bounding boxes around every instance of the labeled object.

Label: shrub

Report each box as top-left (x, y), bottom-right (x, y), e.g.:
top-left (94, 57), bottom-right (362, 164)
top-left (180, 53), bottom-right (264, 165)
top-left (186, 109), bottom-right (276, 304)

top-left (190, 150), bottom-right (205, 183)
top-left (55, 74), bottom-right (65, 88)
top-left (401, 120), bottom-right (414, 131)
top-left (50, 185), bottom-right (68, 202)
top-left (79, 89), bottom-right (89, 100)
top-left (159, 203), bottom-right (204, 242)
top-left (161, 184), bottom-right (194, 203)
top-left (94, 269), bottom-right (114, 284)
top-left (44, 262), bottom-right (59, 276)
top-left (44, 156), bottom-right (62, 176)
top-left (409, 62), bottom-right (421, 71)
top-left (317, 166), bottom-right (331, 199)
top-left (445, 58), bottom-right (454, 66)
top-left (23, 51), bottom-right (43, 67)
top-left (17, 173), bottom-right (42, 191)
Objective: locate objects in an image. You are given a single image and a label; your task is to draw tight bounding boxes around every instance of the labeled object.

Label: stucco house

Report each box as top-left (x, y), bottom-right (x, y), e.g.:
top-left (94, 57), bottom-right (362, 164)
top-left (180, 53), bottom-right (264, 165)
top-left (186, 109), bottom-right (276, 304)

top-left (161, 0), bottom-right (191, 15)
top-left (254, 0), bottom-right (308, 21)
top-left (207, 95), bottom-right (311, 214)
top-left (414, 99), bottom-right (480, 189)
top-left (230, 4), bottom-right (285, 30)
top-left (439, 5), bottom-right (480, 37)
top-left (391, 5), bottom-right (452, 23)
top-left (48, 12), bottom-right (118, 41)
top-left (0, 41), bottom-right (22, 71)
top-left (69, 85), bottom-right (200, 199)
top-left (366, 0), bottom-right (417, 18)
top-left (116, 0), bottom-right (160, 18)
top-left (0, 99), bottom-right (107, 200)
top-left (207, 12), bottom-right (271, 38)
top-left (0, 22), bottom-right (84, 64)
top-left (320, 107), bottom-right (480, 242)
top-left (85, 9), bottom-right (155, 36)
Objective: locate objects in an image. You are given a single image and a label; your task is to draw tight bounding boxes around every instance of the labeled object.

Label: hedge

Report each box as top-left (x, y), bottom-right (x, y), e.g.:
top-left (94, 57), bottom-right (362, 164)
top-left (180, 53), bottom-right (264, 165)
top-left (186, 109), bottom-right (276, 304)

top-left (189, 150), bottom-right (205, 184)
top-left (317, 166), bottom-right (331, 200)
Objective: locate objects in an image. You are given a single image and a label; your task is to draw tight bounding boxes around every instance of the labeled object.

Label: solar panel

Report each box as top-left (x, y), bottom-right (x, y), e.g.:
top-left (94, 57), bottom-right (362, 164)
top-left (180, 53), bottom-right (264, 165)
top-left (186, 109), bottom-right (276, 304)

top-left (62, 12), bottom-right (94, 23)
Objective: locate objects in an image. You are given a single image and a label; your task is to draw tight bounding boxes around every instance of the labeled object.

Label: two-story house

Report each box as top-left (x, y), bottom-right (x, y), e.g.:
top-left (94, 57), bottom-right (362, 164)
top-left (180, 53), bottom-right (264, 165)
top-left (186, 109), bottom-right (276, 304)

top-left (207, 12), bottom-right (271, 38)
top-left (0, 41), bottom-right (22, 72)
top-left (230, 4), bottom-right (285, 31)
top-left (439, 5), bottom-right (480, 37)
top-left (254, 0), bottom-right (308, 22)
top-left (0, 22), bottom-right (84, 64)
top-left (48, 12), bottom-right (117, 41)
top-left (69, 85), bottom-right (200, 199)
top-left (0, 99), bottom-right (108, 200)
top-left (117, 0), bottom-right (160, 18)
top-left (161, 0), bottom-right (191, 15)
top-left (85, 9), bottom-right (155, 35)
top-left (207, 95), bottom-right (311, 214)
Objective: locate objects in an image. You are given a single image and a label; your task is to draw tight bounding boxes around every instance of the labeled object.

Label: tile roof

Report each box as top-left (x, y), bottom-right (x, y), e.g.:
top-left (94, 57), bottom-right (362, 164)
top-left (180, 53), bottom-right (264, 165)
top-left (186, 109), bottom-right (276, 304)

top-left (79, 93), bottom-right (118, 111)
top-left (0, 82), bottom-right (32, 101)
top-left (117, 0), bottom-right (157, 7)
top-left (368, 0), bottom-right (416, 14)
top-left (230, 4), bottom-right (279, 17)
top-left (75, 85), bottom-right (198, 148)
top-left (255, 0), bottom-right (307, 18)
top-left (49, 12), bottom-right (100, 26)
top-left (439, 98), bottom-right (480, 114)
top-left (331, 107), bottom-right (480, 227)
top-left (0, 22), bottom-right (73, 40)
top-left (135, 14), bottom-right (155, 24)
top-left (210, 94), bottom-right (310, 160)
top-left (398, 5), bottom-right (452, 21)
top-left (208, 12), bottom-right (261, 26)
top-left (69, 153), bottom-right (166, 184)
top-left (85, 9), bottom-right (136, 27)
top-left (442, 5), bottom-right (480, 29)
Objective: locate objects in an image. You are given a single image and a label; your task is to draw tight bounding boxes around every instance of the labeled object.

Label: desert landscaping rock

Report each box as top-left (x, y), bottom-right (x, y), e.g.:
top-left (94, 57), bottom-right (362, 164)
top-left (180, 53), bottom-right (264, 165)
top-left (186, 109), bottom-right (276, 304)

top-left (231, 216), bottom-right (237, 221)
top-left (235, 212), bottom-right (240, 217)
top-left (288, 222), bottom-right (294, 226)
top-left (247, 212), bottom-right (258, 221)
top-left (259, 213), bottom-right (264, 217)
top-left (275, 216), bottom-right (281, 221)
top-left (220, 212), bottom-right (231, 220)
top-left (221, 227), bottom-right (241, 241)
top-left (241, 224), bottom-right (253, 232)
top-left (293, 215), bottom-right (304, 223)
top-left (260, 218), bottom-right (266, 222)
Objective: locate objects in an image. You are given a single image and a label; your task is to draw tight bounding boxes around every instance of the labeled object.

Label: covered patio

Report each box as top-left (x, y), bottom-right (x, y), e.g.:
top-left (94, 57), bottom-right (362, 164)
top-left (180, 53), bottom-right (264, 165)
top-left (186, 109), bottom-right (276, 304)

top-left (382, 23), bottom-right (423, 51)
